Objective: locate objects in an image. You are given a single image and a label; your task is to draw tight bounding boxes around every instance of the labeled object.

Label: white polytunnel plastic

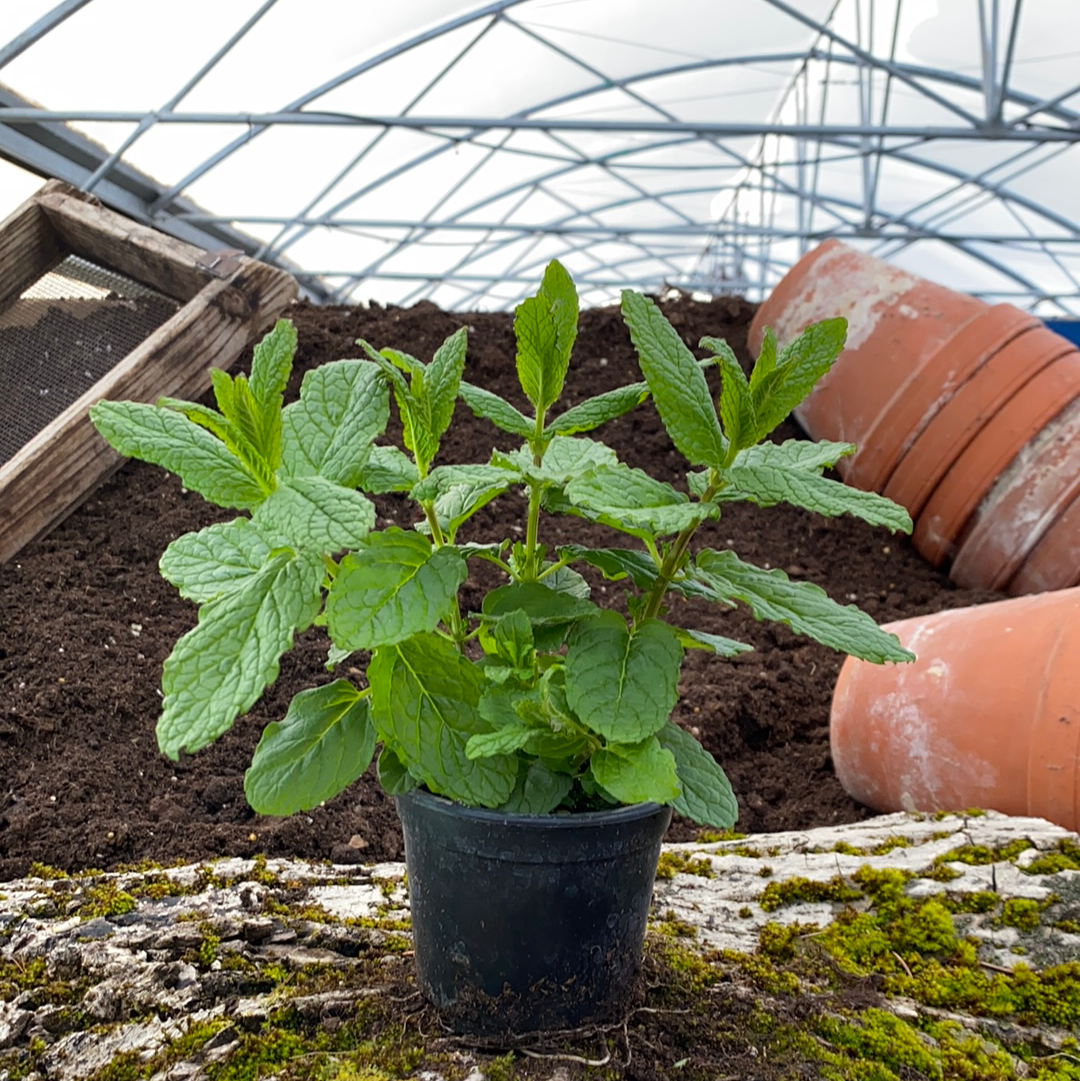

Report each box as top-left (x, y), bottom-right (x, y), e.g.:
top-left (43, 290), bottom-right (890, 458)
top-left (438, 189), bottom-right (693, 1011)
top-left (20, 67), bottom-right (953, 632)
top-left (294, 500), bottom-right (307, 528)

top-left (0, 0), bottom-right (1077, 314)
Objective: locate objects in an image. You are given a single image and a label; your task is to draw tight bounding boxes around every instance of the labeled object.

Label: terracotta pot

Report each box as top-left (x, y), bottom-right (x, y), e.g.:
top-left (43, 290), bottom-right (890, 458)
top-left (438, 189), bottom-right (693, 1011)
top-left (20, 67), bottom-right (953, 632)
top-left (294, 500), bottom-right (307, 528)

top-left (912, 347), bottom-right (1080, 566)
top-left (883, 318), bottom-right (1066, 519)
top-left (749, 240), bottom-right (987, 488)
top-left (830, 588), bottom-right (1080, 830)
top-left (1009, 486), bottom-right (1080, 596)
top-left (950, 396), bottom-right (1080, 591)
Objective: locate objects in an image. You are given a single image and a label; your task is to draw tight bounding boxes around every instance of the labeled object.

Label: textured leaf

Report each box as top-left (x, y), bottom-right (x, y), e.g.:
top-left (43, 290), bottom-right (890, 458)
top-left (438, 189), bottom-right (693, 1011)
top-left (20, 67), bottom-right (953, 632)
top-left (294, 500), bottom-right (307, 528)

top-left (159, 518), bottom-right (288, 603)
top-left (559, 546), bottom-right (660, 590)
top-left (369, 633), bottom-right (517, 806)
top-left (620, 290), bottom-right (726, 467)
top-left (750, 317), bottom-right (846, 439)
top-left (252, 475), bottom-right (377, 551)
top-left (590, 737), bottom-right (680, 805)
top-left (693, 548), bottom-right (914, 663)
top-left (498, 762), bottom-right (573, 814)
top-left (717, 354), bottom-right (755, 454)
top-left (698, 335), bottom-right (740, 367)
top-left (376, 745), bottom-right (418, 795)
top-left (244, 680), bottom-right (376, 815)
top-left (411, 464), bottom-right (515, 503)
top-left (426, 327), bottom-right (468, 441)
top-left (733, 439), bottom-right (856, 473)
top-left (719, 465), bottom-right (913, 532)
top-left (544, 382), bottom-right (649, 437)
top-left (465, 724), bottom-right (536, 759)
top-left (157, 548), bottom-right (324, 759)
top-left (538, 564), bottom-right (590, 600)
top-left (674, 628), bottom-right (753, 657)
top-left (565, 464), bottom-right (718, 535)
top-left (655, 722), bottom-right (738, 828)
top-left (247, 318), bottom-right (297, 471)
top-left (514, 259), bottom-right (578, 412)
top-left (249, 319), bottom-right (297, 410)
top-left (458, 382), bottom-right (534, 437)
top-left (280, 360), bottom-right (389, 486)
top-left (502, 436), bottom-right (618, 485)
top-left (90, 400), bottom-right (267, 510)
top-left (326, 528), bottom-right (467, 650)
top-left (482, 581), bottom-right (598, 625)
top-left (354, 446), bottom-right (420, 493)
top-left (565, 613), bottom-right (682, 742)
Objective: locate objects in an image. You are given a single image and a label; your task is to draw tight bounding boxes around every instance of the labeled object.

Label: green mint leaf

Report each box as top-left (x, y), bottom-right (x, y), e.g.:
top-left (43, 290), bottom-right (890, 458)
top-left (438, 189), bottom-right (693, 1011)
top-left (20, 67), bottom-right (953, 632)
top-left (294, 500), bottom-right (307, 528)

top-left (426, 481), bottom-right (514, 541)
top-left (157, 548), bottom-right (324, 759)
top-left (90, 400), bottom-right (267, 510)
top-left (243, 680), bottom-right (376, 815)
top-left (514, 259), bottom-right (578, 412)
top-left (698, 335), bottom-right (740, 367)
top-left (692, 548), bottom-right (914, 663)
top-left (655, 722), bottom-right (738, 828)
top-left (249, 318), bottom-right (296, 410)
top-left (159, 518), bottom-right (288, 603)
top-left (376, 745), bottom-right (418, 795)
top-left (280, 360), bottom-right (389, 486)
top-left (674, 627), bottom-right (753, 657)
top-left (559, 546), bottom-right (661, 590)
top-left (538, 564), bottom-right (590, 600)
top-left (466, 724), bottom-right (536, 759)
top-left (458, 382), bottom-right (534, 437)
top-left (369, 632), bottom-right (517, 806)
top-left (565, 613), bottom-right (682, 742)
top-left (426, 327), bottom-right (468, 442)
top-left (717, 354), bottom-right (755, 454)
top-left (733, 439), bottom-right (856, 473)
top-left (503, 436), bottom-right (618, 485)
top-left (749, 317), bottom-right (846, 440)
top-left (497, 762), bottom-right (573, 815)
top-left (366, 348), bottom-right (440, 472)
top-left (246, 318), bottom-right (297, 472)
top-left (482, 581), bottom-right (599, 625)
top-left (411, 464), bottom-right (515, 503)
top-left (491, 609), bottom-right (535, 668)
top-left (326, 643), bottom-right (352, 671)
top-left (354, 446), bottom-right (420, 493)
top-left (544, 382), bottom-right (649, 438)
top-left (589, 736), bottom-right (680, 805)
top-left (326, 528), bottom-right (467, 650)
top-left (565, 464), bottom-right (718, 536)
top-left (719, 465), bottom-right (913, 532)
top-left (252, 475), bottom-right (377, 551)
top-left (620, 290), bottom-right (726, 467)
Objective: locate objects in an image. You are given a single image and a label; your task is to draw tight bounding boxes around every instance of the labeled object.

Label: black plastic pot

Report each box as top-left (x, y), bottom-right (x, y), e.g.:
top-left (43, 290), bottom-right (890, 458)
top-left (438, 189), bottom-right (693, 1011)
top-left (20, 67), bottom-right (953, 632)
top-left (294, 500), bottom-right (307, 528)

top-left (395, 789), bottom-right (672, 1035)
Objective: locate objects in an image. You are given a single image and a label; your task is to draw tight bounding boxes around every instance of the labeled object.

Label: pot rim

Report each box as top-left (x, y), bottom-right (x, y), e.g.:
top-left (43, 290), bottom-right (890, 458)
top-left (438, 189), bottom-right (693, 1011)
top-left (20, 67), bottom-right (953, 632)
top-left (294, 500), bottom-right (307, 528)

top-left (395, 787), bottom-right (670, 830)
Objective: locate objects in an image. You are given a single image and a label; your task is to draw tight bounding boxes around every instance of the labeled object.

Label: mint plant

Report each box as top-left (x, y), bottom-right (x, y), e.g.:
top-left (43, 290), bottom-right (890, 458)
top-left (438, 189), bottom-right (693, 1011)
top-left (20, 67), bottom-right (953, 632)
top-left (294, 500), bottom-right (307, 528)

top-left (89, 261), bottom-right (913, 830)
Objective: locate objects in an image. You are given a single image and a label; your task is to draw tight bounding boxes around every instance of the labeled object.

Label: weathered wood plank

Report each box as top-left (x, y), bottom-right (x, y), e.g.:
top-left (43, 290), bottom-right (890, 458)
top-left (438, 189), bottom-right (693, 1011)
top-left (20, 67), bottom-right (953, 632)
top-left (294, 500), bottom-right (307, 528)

top-left (0, 186), bottom-right (64, 308)
top-left (0, 259), bottom-right (297, 564)
top-left (36, 185), bottom-right (212, 301)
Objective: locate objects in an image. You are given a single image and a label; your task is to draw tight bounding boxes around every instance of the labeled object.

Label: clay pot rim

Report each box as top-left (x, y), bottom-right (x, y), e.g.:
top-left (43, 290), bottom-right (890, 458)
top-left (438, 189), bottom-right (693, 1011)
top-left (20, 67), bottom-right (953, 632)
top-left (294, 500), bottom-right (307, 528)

top-left (884, 322), bottom-right (1075, 518)
top-left (913, 347), bottom-right (1080, 566)
top-left (853, 302), bottom-right (1041, 495)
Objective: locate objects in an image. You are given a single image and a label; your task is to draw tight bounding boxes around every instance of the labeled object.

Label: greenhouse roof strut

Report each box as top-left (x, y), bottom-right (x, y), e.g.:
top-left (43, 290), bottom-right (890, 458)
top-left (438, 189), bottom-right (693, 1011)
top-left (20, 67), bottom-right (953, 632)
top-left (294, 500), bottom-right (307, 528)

top-left (0, 0), bottom-right (1075, 315)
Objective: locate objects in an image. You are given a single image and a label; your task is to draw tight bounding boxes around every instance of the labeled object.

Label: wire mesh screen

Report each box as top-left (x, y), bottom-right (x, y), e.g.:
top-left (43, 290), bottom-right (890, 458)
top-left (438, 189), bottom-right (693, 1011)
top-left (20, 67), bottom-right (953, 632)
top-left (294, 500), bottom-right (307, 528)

top-left (0, 255), bottom-right (180, 466)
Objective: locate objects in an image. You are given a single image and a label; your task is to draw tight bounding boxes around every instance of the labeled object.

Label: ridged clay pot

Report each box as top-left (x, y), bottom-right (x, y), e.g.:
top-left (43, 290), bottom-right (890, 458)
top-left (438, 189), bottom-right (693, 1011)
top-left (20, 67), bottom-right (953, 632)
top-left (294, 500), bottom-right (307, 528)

top-left (830, 587), bottom-right (1080, 831)
top-left (1009, 485), bottom-right (1080, 596)
top-left (950, 396), bottom-right (1080, 591)
top-left (748, 239), bottom-right (987, 490)
top-left (913, 347), bottom-right (1080, 566)
top-left (882, 315), bottom-right (1063, 519)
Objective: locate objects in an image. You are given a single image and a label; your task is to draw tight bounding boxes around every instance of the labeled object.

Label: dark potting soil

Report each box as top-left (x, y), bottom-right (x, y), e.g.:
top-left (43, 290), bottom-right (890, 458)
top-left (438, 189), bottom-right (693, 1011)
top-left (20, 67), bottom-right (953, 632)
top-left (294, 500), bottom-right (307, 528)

top-left (0, 293), bottom-right (1003, 881)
